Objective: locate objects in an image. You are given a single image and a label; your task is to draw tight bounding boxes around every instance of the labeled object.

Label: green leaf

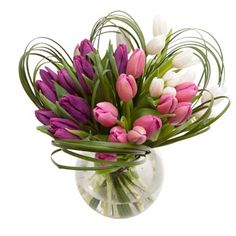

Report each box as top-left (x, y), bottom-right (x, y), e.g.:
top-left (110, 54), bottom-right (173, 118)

top-left (53, 81), bottom-right (68, 99)
top-left (67, 129), bottom-right (89, 139)
top-left (39, 92), bottom-right (60, 115)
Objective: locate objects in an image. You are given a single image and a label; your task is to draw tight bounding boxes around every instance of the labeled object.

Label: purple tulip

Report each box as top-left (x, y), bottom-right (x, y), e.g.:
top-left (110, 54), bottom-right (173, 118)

top-left (73, 55), bottom-right (94, 95)
top-left (54, 128), bottom-right (80, 140)
top-left (58, 95), bottom-right (90, 124)
top-left (93, 102), bottom-right (118, 127)
top-left (39, 67), bottom-right (58, 91)
top-left (133, 115), bottom-right (162, 138)
top-left (114, 44), bottom-right (128, 74)
top-left (35, 109), bottom-right (57, 125)
top-left (95, 153), bottom-right (117, 166)
top-left (36, 80), bottom-right (57, 103)
top-left (168, 102), bottom-right (192, 125)
top-left (108, 126), bottom-right (128, 143)
top-left (57, 68), bottom-right (79, 95)
top-left (49, 117), bottom-right (80, 133)
top-left (157, 94), bottom-right (178, 114)
top-left (77, 39), bottom-right (95, 57)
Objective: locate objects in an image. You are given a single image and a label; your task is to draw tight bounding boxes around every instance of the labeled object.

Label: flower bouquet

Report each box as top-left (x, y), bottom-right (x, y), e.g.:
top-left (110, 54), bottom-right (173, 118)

top-left (19, 11), bottom-right (230, 218)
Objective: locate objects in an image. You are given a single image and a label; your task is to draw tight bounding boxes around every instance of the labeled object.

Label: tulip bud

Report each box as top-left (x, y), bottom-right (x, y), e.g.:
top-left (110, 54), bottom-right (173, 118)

top-left (176, 82), bottom-right (198, 102)
top-left (153, 15), bottom-right (168, 37)
top-left (49, 117), bottom-right (80, 139)
top-left (57, 68), bottom-right (79, 94)
top-left (39, 67), bottom-right (58, 91)
top-left (157, 94), bottom-right (178, 114)
top-left (59, 95), bottom-right (90, 124)
top-left (128, 126), bottom-right (147, 144)
top-left (93, 102), bottom-right (118, 127)
top-left (172, 50), bottom-right (196, 69)
top-left (168, 102), bottom-right (192, 125)
top-left (36, 80), bottom-right (57, 103)
top-left (149, 77), bottom-right (164, 98)
top-left (133, 115), bottom-right (162, 138)
top-left (177, 70), bottom-right (196, 85)
top-left (116, 74), bottom-right (137, 102)
top-left (126, 49), bottom-right (145, 78)
top-left (163, 71), bottom-right (179, 87)
top-left (116, 32), bottom-right (131, 53)
top-left (108, 126), bottom-right (128, 143)
top-left (162, 86), bottom-right (176, 96)
top-left (114, 44), bottom-right (128, 75)
top-left (35, 109), bottom-right (57, 125)
top-left (95, 153), bottom-right (117, 166)
top-left (201, 85), bottom-right (226, 104)
top-left (146, 35), bottom-right (166, 55)
top-left (73, 55), bottom-right (94, 95)
top-left (76, 39), bottom-right (95, 57)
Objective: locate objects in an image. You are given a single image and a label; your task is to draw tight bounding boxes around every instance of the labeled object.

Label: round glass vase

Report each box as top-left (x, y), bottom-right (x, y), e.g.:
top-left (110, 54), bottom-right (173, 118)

top-left (75, 149), bottom-right (163, 219)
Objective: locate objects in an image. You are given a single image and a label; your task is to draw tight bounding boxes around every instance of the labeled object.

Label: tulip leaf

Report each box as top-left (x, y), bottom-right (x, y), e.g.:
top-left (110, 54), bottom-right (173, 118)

top-left (132, 108), bottom-right (160, 121)
top-left (67, 129), bottom-right (89, 139)
top-left (53, 81), bottom-right (68, 99)
top-left (39, 92), bottom-right (60, 116)
top-left (36, 125), bottom-right (53, 136)
top-left (82, 74), bottom-right (94, 92)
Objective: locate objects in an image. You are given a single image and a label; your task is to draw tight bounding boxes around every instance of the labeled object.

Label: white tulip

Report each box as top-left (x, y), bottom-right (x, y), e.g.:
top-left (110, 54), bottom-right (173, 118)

top-left (177, 70), bottom-right (196, 85)
top-left (116, 31), bottom-right (132, 53)
top-left (146, 35), bottom-right (166, 55)
top-left (162, 86), bottom-right (176, 96)
top-left (149, 77), bottom-right (164, 97)
top-left (153, 15), bottom-right (168, 37)
top-left (172, 49), bottom-right (197, 69)
top-left (201, 85), bottom-right (226, 104)
top-left (163, 70), bottom-right (179, 87)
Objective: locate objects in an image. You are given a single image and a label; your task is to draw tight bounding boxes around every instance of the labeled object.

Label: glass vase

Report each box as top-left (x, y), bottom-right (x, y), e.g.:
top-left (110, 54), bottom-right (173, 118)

top-left (75, 149), bottom-right (163, 218)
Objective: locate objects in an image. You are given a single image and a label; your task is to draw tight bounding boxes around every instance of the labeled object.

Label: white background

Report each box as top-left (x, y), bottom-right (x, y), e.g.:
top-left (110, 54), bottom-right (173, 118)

top-left (1, 0), bottom-right (236, 235)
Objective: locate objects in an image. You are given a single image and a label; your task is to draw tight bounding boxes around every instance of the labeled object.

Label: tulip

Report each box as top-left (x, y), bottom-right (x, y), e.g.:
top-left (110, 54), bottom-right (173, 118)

top-left (153, 15), bottom-right (168, 37)
top-left (149, 78), bottom-right (164, 98)
top-left (177, 70), bottom-right (196, 85)
top-left (93, 102), bottom-right (118, 127)
top-left (35, 109), bottom-right (57, 125)
top-left (116, 74), bottom-right (137, 102)
top-left (168, 102), bottom-right (192, 125)
top-left (108, 126), bottom-right (128, 143)
top-left (59, 95), bottom-right (90, 124)
top-left (146, 35), bottom-right (166, 55)
top-left (114, 44), bottom-right (128, 75)
top-left (57, 68), bottom-right (79, 94)
top-left (39, 67), bottom-right (58, 91)
top-left (49, 118), bottom-right (80, 139)
top-left (176, 82), bottom-right (198, 102)
top-left (133, 115), bottom-right (162, 138)
top-left (116, 32), bottom-right (131, 53)
top-left (157, 94), bottom-right (178, 114)
top-left (126, 49), bottom-right (145, 78)
top-left (162, 86), bottom-right (176, 96)
top-left (36, 80), bottom-right (57, 103)
top-left (95, 153), bottom-right (117, 166)
top-left (75, 39), bottom-right (95, 57)
top-left (163, 71), bottom-right (179, 87)
top-left (128, 126), bottom-right (147, 144)
top-left (73, 55), bottom-right (94, 95)
top-left (172, 50), bottom-right (196, 69)
top-left (201, 85), bottom-right (226, 104)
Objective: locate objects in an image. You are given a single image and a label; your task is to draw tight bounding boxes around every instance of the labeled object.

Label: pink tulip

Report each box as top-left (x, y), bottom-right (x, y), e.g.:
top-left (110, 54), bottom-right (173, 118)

top-left (116, 74), bottom-right (137, 102)
top-left (133, 115), bottom-right (162, 138)
top-left (126, 49), bottom-right (145, 78)
top-left (168, 102), bottom-right (192, 125)
top-left (93, 102), bottom-right (118, 127)
top-left (108, 126), bottom-right (128, 143)
top-left (176, 82), bottom-right (198, 102)
top-left (128, 126), bottom-right (147, 144)
top-left (157, 94), bottom-right (178, 114)
top-left (95, 153), bottom-right (117, 166)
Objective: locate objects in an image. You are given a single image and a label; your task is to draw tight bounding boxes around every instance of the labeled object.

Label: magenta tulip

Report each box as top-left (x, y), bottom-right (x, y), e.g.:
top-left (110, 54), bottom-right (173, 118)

top-left (114, 44), bottom-right (128, 74)
top-left (108, 126), bottom-right (128, 143)
top-left (39, 67), bottom-right (58, 91)
top-left (168, 102), bottom-right (192, 125)
top-left (35, 109), bottom-right (57, 125)
top-left (126, 49), bottom-right (145, 78)
top-left (95, 153), bottom-right (117, 166)
top-left (74, 39), bottom-right (95, 57)
top-left (93, 102), bottom-right (118, 127)
top-left (36, 80), bottom-right (57, 103)
top-left (128, 126), bottom-right (147, 144)
top-left (157, 94), bottom-right (178, 114)
top-left (54, 129), bottom-right (80, 140)
top-left (176, 82), bottom-right (198, 102)
top-left (116, 74), bottom-right (137, 102)
top-left (133, 115), bottom-right (162, 138)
